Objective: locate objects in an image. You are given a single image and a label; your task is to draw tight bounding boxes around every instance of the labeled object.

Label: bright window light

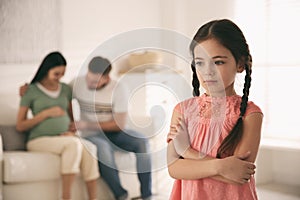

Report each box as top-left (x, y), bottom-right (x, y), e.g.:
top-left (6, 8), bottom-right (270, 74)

top-left (234, 0), bottom-right (300, 141)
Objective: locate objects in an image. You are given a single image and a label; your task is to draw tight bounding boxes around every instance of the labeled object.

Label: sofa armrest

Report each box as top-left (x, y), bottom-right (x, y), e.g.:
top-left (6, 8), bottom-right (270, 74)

top-left (0, 125), bottom-right (27, 151)
top-left (0, 134), bottom-right (3, 161)
top-left (0, 134), bottom-right (3, 199)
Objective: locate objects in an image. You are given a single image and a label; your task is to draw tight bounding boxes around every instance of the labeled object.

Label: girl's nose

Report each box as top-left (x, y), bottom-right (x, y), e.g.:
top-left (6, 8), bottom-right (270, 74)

top-left (205, 70), bottom-right (215, 76)
top-left (203, 62), bottom-right (216, 76)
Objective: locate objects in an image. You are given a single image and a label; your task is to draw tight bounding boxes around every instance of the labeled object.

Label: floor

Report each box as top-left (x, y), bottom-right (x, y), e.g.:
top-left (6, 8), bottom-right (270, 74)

top-left (257, 183), bottom-right (300, 200)
top-left (151, 169), bottom-right (300, 200)
top-left (153, 178), bottom-right (300, 200)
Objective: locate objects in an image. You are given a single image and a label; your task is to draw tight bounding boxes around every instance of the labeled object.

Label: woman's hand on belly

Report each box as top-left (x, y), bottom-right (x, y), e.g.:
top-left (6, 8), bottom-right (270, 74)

top-left (60, 131), bottom-right (76, 136)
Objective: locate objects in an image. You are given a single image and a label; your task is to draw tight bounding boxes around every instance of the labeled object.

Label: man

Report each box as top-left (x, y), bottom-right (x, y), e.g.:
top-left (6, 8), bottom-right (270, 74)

top-left (71, 56), bottom-right (152, 200)
top-left (21, 56), bottom-right (152, 200)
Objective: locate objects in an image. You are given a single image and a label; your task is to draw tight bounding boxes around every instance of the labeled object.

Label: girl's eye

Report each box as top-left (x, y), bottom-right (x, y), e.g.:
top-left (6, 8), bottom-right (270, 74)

top-left (195, 61), bottom-right (205, 67)
top-left (215, 60), bottom-right (225, 65)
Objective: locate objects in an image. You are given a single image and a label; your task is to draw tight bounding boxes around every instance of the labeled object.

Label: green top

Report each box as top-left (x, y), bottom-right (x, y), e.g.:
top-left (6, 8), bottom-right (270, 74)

top-left (20, 83), bottom-right (72, 141)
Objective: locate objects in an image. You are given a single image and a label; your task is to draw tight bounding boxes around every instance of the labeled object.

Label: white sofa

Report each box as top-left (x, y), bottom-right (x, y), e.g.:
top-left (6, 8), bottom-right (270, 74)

top-left (0, 94), bottom-right (153, 200)
top-left (0, 67), bottom-right (173, 199)
top-left (0, 124), bottom-right (150, 200)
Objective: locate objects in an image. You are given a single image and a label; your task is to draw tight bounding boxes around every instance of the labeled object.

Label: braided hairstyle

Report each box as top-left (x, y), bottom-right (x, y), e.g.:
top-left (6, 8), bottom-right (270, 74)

top-left (189, 19), bottom-right (253, 158)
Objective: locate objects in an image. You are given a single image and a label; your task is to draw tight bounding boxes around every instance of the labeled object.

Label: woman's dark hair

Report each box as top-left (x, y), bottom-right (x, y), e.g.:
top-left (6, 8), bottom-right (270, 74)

top-left (190, 19), bottom-right (252, 158)
top-left (88, 56), bottom-right (112, 75)
top-left (31, 51), bottom-right (67, 83)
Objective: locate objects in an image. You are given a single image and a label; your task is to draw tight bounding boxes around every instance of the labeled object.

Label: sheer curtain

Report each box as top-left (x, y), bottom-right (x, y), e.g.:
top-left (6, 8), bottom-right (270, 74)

top-left (234, 0), bottom-right (300, 140)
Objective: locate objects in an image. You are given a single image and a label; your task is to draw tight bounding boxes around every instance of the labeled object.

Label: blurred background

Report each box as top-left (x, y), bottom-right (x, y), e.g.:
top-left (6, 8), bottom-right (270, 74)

top-left (0, 0), bottom-right (299, 199)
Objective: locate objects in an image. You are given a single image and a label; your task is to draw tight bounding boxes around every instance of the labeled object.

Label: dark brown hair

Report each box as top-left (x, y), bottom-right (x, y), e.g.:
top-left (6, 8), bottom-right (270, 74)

top-left (190, 19), bottom-right (252, 158)
top-left (31, 51), bottom-right (67, 84)
top-left (88, 56), bottom-right (112, 75)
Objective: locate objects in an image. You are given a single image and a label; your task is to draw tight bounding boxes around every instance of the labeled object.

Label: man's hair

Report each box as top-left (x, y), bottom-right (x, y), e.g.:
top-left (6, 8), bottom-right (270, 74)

top-left (88, 56), bottom-right (112, 75)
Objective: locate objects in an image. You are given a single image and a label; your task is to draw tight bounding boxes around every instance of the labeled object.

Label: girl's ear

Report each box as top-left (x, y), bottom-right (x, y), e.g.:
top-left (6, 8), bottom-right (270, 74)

top-left (237, 65), bottom-right (244, 73)
top-left (237, 59), bottom-right (245, 73)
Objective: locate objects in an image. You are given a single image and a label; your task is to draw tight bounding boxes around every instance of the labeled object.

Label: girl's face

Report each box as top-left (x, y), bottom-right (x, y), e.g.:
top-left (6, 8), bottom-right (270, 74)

top-left (194, 38), bottom-right (243, 96)
top-left (46, 65), bottom-right (66, 84)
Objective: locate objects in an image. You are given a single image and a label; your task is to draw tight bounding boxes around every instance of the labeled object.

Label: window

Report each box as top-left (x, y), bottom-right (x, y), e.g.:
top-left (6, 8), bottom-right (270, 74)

top-left (234, 0), bottom-right (300, 140)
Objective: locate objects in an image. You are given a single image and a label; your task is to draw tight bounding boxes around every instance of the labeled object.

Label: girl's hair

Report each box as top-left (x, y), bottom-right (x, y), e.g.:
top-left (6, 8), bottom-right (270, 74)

top-left (31, 51), bottom-right (67, 84)
top-left (189, 19), bottom-right (252, 158)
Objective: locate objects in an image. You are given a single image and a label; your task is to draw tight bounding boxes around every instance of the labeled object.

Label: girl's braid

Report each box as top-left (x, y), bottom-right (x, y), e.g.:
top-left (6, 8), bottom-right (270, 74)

top-left (191, 60), bottom-right (200, 97)
top-left (217, 54), bottom-right (252, 158)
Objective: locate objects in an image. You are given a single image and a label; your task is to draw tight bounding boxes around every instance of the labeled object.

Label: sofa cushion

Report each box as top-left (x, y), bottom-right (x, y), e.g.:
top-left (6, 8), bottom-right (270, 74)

top-left (0, 125), bottom-right (27, 151)
top-left (3, 151), bottom-right (60, 183)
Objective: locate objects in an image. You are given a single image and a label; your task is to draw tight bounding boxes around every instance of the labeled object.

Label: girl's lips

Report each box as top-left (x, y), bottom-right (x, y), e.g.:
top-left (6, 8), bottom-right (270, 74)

top-left (204, 80), bottom-right (217, 83)
top-left (204, 80), bottom-right (218, 86)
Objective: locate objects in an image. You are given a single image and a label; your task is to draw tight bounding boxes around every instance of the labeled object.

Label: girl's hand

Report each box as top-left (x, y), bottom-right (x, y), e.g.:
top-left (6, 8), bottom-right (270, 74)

top-left (44, 106), bottom-right (66, 118)
top-left (167, 125), bottom-right (179, 143)
top-left (167, 117), bottom-right (187, 142)
top-left (168, 118), bottom-right (195, 158)
top-left (218, 151), bottom-right (256, 184)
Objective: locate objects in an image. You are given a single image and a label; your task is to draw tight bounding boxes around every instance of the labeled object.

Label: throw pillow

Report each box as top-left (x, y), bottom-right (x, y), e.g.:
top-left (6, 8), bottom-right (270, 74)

top-left (0, 125), bottom-right (27, 151)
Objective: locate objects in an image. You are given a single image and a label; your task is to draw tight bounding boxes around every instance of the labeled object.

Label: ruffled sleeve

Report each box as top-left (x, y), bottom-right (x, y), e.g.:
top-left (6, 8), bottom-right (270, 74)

top-left (245, 101), bottom-right (263, 117)
top-left (174, 102), bottom-right (184, 114)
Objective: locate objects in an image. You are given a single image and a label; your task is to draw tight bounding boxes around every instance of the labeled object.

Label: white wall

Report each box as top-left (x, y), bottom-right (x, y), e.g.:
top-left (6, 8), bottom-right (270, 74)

top-left (60, 0), bottom-right (163, 73)
top-left (0, 0), bottom-right (61, 63)
top-left (60, 0), bottom-right (236, 80)
top-left (0, 0), bottom-right (236, 125)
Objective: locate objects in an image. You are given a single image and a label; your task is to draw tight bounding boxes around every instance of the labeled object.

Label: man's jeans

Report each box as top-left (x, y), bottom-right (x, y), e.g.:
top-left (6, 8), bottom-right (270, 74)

top-left (86, 129), bottom-right (152, 199)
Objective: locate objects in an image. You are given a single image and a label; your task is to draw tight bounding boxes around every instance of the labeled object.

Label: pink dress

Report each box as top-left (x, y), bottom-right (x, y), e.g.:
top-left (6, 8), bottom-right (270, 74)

top-left (169, 94), bottom-right (263, 200)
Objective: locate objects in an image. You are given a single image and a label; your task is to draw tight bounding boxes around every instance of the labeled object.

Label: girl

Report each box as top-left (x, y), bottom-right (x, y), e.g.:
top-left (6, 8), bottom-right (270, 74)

top-left (16, 51), bottom-right (99, 200)
top-left (167, 19), bottom-right (263, 200)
